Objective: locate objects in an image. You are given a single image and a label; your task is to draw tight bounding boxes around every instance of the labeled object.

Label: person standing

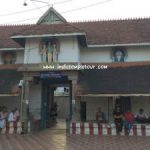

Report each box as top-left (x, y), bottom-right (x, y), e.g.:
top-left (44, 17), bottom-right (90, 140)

top-left (39, 42), bottom-right (47, 62)
top-left (113, 106), bottom-right (123, 133)
top-left (47, 42), bottom-right (53, 62)
top-left (0, 109), bottom-right (5, 129)
top-left (124, 110), bottom-right (134, 134)
top-left (13, 107), bottom-right (20, 122)
top-left (8, 110), bottom-right (14, 122)
top-left (96, 107), bottom-right (106, 123)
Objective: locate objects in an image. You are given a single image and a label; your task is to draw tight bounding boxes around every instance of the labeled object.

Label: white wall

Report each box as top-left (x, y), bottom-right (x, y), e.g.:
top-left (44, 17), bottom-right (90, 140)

top-left (127, 46), bottom-right (150, 62)
top-left (131, 96), bottom-right (150, 115)
top-left (24, 36), bottom-right (80, 64)
top-left (81, 97), bottom-right (113, 122)
top-left (24, 38), bottom-right (41, 64)
top-left (80, 46), bottom-right (150, 63)
top-left (59, 37), bottom-right (80, 62)
top-left (80, 47), bottom-right (112, 63)
top-left (54, 96), bottom-right (69, 119)
top-left (16, 51), bottom-right (24, 64)
top-left (29, 83), bottom-right (42, 120)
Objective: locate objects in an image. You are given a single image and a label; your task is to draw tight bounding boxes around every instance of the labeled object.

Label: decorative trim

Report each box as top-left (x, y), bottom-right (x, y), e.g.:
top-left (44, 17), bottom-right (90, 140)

top-left (11, 33), bottom-right (86, 39)
top-left (0, 48), bottom-right (24, 51)
top-left (88, 43), bottom-right (150, 47)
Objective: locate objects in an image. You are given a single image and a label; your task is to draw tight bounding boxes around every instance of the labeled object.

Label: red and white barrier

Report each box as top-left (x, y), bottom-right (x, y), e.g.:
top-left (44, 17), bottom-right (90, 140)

top-left (17, 122), bottom-right (23, 134)
top-left (70, 122), bottom-right (150, 136)
top-left (0, 121), bottom-right (23, 134)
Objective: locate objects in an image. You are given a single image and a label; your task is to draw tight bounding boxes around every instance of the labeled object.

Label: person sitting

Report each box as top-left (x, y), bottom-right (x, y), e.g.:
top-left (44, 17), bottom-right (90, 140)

top-left (0, 109), bottom-right (5, 129)
top-left (96, 107), bottom-right (106, 123)
top-left (135, 108), bottom-right (148, 123)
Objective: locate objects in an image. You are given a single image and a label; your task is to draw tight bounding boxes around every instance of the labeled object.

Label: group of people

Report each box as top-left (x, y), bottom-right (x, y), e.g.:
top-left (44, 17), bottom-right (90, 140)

top-left (113, 106), bottom-right (133, 134)
top-left (113, 107), bottom-right (150, 134)
top-left (96, 106), bottom-right (149, 134)
top-left (0, 106), bottom-right (20, 129)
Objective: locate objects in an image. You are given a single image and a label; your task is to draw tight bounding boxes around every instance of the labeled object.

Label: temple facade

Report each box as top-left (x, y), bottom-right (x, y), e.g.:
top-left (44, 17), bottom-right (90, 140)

top-left (1, 7), bottom-right (150, 133)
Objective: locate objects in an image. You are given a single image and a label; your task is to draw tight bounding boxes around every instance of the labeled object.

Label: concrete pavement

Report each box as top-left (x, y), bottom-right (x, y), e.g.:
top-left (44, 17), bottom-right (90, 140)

top-left (0, 129), bottom-right (150, 150)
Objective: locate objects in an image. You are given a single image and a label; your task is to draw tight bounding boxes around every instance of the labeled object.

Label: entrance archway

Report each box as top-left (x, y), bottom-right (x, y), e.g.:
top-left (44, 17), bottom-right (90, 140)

top-left (40, 72), bottom-right (72, 130)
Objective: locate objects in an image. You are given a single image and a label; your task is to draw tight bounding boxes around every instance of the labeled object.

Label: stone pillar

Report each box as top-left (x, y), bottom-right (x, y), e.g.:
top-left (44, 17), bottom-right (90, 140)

top-left (22, 79), bottom-right (29, 133)
top-left (22, 75), bottom-right (33, 133)
top-left (67, 71), bottom-right (80, 122)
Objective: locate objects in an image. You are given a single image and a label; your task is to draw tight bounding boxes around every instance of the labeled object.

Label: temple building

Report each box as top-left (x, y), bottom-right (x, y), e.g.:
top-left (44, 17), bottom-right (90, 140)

top-left (1, 7), bottom-right (150, 133)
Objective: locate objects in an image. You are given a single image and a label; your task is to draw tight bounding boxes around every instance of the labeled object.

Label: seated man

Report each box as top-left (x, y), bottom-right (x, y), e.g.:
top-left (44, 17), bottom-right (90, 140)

top-left (96, 107), bottom-right (106, 123)
top-left (135, 108), bottom-right (148, 123)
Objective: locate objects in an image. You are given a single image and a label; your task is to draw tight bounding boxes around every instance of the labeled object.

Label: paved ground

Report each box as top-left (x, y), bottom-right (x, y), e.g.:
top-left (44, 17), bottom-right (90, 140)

top-left (0, 120), bottom-right (150, 150)
top-left (0, 129), bottom-right (150, 150)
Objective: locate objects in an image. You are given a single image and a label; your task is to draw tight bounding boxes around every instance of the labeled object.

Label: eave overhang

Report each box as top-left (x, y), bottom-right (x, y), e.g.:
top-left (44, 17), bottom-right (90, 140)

top-left (11, 32), bottom-right (86, 39)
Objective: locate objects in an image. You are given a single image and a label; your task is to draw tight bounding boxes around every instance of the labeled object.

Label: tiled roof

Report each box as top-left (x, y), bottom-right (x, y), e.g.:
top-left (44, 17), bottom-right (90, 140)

top-left (2, 18), bottom-right (150, 48)
top-left (11, 23), bottom-right (84, 36)
top-left (72, 18), bottom-right (150, 45)
top-left (0, 25), bottom-right (32, 49)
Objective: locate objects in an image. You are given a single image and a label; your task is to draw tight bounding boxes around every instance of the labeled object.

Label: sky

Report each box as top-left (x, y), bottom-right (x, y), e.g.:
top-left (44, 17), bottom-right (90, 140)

top-left (0, 0), bottom-right (150, 24)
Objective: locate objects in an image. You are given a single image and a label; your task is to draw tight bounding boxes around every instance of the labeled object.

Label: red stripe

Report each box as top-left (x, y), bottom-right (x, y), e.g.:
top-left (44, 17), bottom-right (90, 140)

top-left (107, 127), bottom-right (111, 135)
top-left (89, 123), bottom-right (94, 135)
top-left (72, 122), bottom-right (76, 134)
top-left (80, 123), bottom-right (84, 135)
top-left (133, 125), bottom-right (137, 135)
top-left (141, 125), bottom-right (146, 136)
top-left (98, 123), bottom-right (102, 135)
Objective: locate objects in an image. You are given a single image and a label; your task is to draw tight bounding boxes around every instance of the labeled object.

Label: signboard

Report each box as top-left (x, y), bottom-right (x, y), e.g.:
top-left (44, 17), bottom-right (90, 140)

top-left (40, 71), bottom-right (68, 80)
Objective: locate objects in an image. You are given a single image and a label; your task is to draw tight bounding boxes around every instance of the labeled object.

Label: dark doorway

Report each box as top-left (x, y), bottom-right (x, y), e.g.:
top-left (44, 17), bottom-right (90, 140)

top-left (40, 72), bottom-right (72, 129)
top-left (115, 97), bottom-right (131, 113)
top-left (80, 101), bottom-right (86, 122)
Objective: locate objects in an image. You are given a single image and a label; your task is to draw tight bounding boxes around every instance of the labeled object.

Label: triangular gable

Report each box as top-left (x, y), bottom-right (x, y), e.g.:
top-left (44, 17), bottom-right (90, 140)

top-left (37, 7), bottom-right (67, 24)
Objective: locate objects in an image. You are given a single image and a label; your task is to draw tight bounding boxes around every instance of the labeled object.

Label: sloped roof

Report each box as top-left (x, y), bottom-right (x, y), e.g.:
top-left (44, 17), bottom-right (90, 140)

top-left (2, 18), bottom-right (150, 48)
top-left (11, 23), bottom-right (84, 37)
top-left (11, 18), bottom-right (150, 46)
top-left (0, 25), bottom-right (32, 49)
top-left (71, 18), bottom-right (150, 45)
top-left (77, 65), bottom-right (150, 94)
